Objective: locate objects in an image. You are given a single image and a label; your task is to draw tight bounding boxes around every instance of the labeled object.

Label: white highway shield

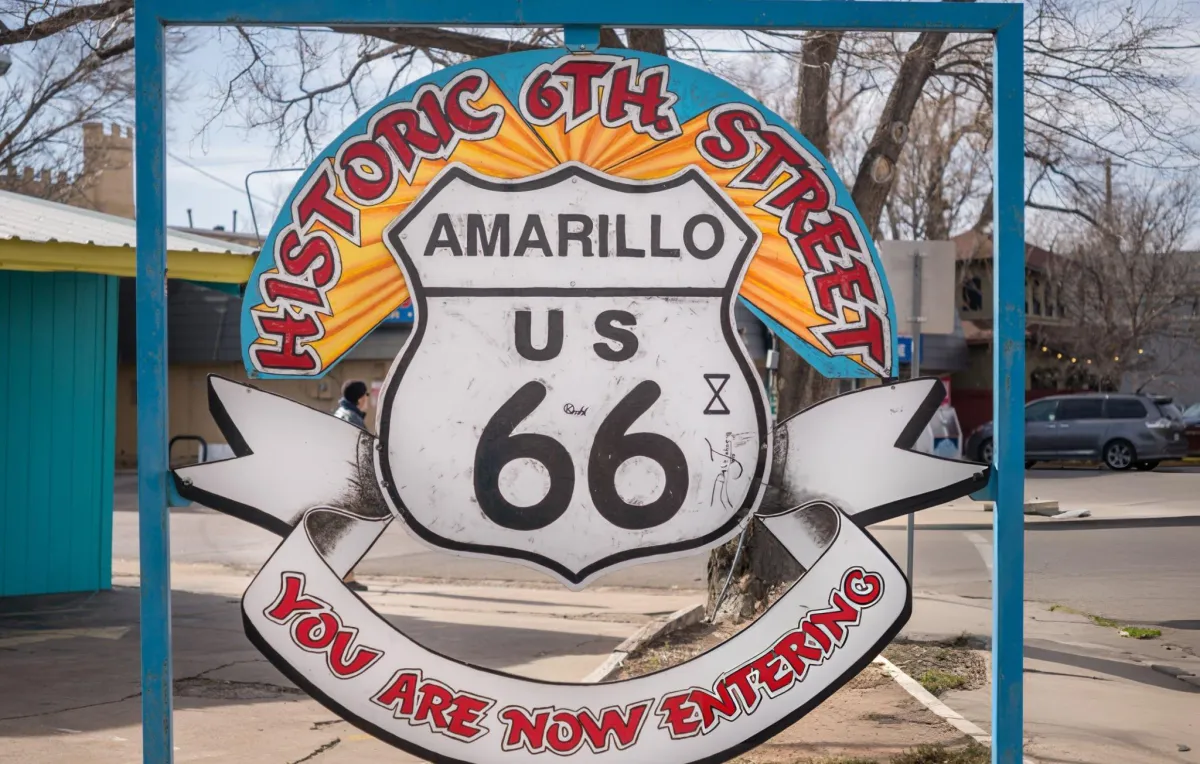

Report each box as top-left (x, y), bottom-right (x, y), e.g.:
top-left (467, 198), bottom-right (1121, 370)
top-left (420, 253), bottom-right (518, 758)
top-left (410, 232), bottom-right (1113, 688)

top-left (376, 162), bottom-right (770, 587)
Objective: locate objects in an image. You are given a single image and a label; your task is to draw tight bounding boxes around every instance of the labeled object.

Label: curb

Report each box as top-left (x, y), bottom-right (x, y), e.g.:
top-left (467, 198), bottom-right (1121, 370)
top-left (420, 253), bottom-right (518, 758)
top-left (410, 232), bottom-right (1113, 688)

top-left (582, 603), bottom-right (705, 683)
top-left (582, 609), bottom-right (1041, 760)
top-left (875, 514), bottom-right (1200, 532)
top-left (1151, 663), bottom-right (1200, 690)
top-left (874, 655), bottom-right (1038, 764)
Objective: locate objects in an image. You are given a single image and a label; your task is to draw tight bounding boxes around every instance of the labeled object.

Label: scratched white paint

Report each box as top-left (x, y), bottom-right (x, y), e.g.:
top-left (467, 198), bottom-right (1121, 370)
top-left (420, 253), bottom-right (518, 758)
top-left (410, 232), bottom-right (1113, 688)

top-left (376, 163), bottom-right (769, 583)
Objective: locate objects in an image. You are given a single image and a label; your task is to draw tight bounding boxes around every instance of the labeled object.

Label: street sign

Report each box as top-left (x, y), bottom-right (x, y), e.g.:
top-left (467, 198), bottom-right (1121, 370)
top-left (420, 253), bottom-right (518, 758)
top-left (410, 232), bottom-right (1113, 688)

top-left (380, 163), bottom-right (767, 583)
top-left (380, 297), bottom-right (413, 325)
top-left (174, 48), bottom-right (988, 764)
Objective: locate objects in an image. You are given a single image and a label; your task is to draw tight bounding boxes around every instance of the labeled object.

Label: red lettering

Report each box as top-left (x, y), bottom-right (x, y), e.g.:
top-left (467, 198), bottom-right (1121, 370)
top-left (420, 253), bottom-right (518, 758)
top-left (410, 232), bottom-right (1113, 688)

top-left (796, 211), bottom-right (859, 270)
top-left (327, 629), bottom-right (382, 677)
top-left (810, 592), bottom-right (861, 644)
top-left (741, 130), bottom-right (810, 186)
top-left (723, 664), bottom-right (759, 711)
top-left (844, 568), bottom-right (884, 606)
top-left (252, 312), bottom-right (320, 372)
top-left (444, 74), bottom-right (501, 135)
top-left (295, 167), bottom-right (356, 238)
top-left (811, 258), bottom-right (879, 317)
top-left (446, 693), bottom-right (491, 741)
top-left (687, 683), bottom-right (739, 731)
top-left (823, 310), bottom-right (887, 369)
top-left (372, 107), bottom-right (443, 173)
top-left (500, 707), bottom-right (549, 751)
top-left (656, 692), bottom-right (700, 738)
top-left (766, 168), bottom-right (831, 237)
top-left (416, 89), bottom-right (455, 144)
top-left (605, 64), bottom-right (672, 134)
top-left (699, 108), bottom-right (760, 165)
top-left (375, 672), bottom-right (491, 741)
top-left (554, 60), bottom-right (614, 119)
top-left (279, 231), bottom-right (337, 288)
top-left (523, 69), bottom-right (564, 122)
top-left (294, 612), bottom-right (338, 651)
top-left (373, 671), bottom-right (421, 717)
top-left (338, 138), bottom-right (394, 205)
top-left (750, 652), bottom-right (793, 694)
top-left (546, 711), bottom-right (583, 754)
top-left (578, 703), bottom-right (648, 751)
top-left (773, 629), bottom-right (823, 678)
top-left (801, 619), bottom-right (833, 653)
top-left (414, 681), bottom-right (456, 730)
top-left (263, 277), bottom-right (324, 309)
top-left (264, 573), bottom-right (322, 623)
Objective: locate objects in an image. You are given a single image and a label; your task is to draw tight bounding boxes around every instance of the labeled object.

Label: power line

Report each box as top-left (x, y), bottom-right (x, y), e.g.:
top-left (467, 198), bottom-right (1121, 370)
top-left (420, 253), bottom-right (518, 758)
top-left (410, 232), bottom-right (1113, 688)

top-left (167, 151), bottom-right (275, 206)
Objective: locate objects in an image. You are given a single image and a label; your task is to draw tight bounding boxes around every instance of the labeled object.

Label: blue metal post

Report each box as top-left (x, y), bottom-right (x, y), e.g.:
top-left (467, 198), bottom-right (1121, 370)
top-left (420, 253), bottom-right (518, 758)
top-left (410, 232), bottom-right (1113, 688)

top-left (134, 8), bottom-right (174, 763)
top-left (991, 15), bottom-right (1026, 764)
top-left (563, 25), bottom-right (602, 51)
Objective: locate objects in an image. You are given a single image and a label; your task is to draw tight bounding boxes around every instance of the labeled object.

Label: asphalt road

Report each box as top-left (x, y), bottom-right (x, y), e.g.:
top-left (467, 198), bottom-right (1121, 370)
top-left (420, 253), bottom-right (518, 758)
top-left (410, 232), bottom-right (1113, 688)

top-left (114, 466), bottom-right (1200, 648)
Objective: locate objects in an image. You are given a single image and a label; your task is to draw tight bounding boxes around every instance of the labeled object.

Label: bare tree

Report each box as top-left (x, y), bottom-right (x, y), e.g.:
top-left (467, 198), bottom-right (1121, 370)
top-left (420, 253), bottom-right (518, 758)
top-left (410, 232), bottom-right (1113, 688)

top-left (0, 1), bottom-right (134, 190)
top-left (1043, 179), bottom-right (1200, 394)
top-left (5, 0), bottom-right (1200, 616)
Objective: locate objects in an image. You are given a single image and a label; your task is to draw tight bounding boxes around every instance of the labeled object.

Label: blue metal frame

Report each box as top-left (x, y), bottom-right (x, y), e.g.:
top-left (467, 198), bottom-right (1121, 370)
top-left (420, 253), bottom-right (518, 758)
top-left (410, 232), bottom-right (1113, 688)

top-left (133, 3), bottom-right (1025, 762)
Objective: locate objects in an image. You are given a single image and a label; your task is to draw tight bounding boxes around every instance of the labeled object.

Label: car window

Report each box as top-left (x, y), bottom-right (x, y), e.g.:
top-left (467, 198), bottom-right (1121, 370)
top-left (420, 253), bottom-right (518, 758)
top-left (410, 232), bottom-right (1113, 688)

top-left (1158, 402), bottom-right (1183, 421)
top-left (1184, 403), bottom-right (1200, 418)
top-left (1105, 399), bottom-right (1147, 419)
top-left (1025, 399), bottom-right (1058, 422)
top-left (1058, 398), bottom-right (1104, 420)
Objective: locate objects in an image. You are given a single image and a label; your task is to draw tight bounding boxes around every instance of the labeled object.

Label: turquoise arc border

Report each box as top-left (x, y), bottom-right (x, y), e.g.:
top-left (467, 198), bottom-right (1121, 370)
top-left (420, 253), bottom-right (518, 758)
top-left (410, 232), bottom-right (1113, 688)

top-left (133, 3), bottom-right (1025, 764)
top-left (240, 48), bottom-right (896, 381)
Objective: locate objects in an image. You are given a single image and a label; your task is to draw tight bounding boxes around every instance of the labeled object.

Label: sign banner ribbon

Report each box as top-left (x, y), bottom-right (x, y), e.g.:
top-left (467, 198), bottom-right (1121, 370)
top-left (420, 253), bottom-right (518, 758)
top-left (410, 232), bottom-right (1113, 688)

top-left (175, 377), bottom-right (987, 764)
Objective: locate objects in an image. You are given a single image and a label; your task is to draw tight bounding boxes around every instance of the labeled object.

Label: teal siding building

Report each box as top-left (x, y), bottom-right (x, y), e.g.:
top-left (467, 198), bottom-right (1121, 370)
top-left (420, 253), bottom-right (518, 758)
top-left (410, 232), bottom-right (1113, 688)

top-left (0, 271), bottom-right (118, 596)
top-left (0, 189), bottom-right (255, 598)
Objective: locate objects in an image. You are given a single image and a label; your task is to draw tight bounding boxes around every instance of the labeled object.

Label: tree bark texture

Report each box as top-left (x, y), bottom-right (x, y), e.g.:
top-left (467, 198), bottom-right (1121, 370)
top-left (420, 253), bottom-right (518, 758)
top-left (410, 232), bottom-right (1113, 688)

top-left (707, 16), bottom-right (961, 617)
top-left (850, 13), bottom-right (972, 235)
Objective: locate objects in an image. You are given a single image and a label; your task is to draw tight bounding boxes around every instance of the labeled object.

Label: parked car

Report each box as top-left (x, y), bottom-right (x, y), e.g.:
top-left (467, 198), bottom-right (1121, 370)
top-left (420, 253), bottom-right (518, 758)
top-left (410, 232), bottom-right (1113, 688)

top-left (964, 393), bottom-right (1188, 470)
top-left (1183, 402), bottom-right (1200, 457)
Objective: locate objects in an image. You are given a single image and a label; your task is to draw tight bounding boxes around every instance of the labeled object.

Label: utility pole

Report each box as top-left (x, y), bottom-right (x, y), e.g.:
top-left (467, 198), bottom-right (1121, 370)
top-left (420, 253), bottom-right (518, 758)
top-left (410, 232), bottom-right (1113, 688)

top-left (1102, 156), bottom-right (1125, 216)
top-left (907, 249), bottom-right (923, 583)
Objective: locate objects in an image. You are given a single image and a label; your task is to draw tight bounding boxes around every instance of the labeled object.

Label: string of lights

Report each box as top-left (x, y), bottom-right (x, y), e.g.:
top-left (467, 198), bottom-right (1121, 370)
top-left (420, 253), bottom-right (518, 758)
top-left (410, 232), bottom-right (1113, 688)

top-left (1037, 344), bottom-right (1145, 365)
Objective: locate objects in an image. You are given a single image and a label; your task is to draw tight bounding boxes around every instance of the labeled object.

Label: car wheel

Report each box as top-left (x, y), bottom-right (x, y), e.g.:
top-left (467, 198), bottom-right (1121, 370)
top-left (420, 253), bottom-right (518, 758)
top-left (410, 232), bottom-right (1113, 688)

top-left (979, 438), bottom-right (993, 463)
top-left (1103, 439), bottom-right (1136, 470)
top-left (1134, 460), bottom-right (1160, 471)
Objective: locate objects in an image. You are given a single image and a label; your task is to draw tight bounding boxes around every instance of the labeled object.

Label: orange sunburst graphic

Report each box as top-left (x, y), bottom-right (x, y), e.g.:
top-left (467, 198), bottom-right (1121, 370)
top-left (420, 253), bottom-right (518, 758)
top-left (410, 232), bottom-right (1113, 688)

top-left (247, 54), bottom-right (891, 378)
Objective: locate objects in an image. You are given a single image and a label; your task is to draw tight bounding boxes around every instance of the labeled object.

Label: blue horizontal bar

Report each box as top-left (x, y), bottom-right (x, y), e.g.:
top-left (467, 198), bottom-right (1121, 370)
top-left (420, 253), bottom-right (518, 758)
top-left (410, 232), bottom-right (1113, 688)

top-left (142, 0), bottom-right (1020, 32)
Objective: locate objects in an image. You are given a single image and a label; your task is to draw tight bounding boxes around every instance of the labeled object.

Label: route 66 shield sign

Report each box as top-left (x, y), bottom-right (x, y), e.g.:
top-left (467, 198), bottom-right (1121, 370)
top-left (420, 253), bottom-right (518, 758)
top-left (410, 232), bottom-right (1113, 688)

top-left (377, 162), bottom-right (768, 586)
top-left (170, 46), bottom-right (1002, 764)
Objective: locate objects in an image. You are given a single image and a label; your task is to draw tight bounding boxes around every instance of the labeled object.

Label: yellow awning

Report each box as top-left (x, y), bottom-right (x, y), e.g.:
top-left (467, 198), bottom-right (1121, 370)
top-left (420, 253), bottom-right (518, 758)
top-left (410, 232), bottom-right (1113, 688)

top-left (0, 239), bottom-right (255, 284)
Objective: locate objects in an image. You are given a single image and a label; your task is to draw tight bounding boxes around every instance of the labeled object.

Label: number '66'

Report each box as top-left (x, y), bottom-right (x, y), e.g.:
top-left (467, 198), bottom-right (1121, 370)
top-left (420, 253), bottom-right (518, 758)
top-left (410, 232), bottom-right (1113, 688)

top-left (473, 381), bottom-right (688, 533)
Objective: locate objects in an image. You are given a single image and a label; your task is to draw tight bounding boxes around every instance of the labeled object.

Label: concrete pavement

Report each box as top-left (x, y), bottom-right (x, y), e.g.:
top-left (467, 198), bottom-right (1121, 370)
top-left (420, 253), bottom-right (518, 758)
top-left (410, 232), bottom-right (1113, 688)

top-left (901, 592), bottom-right (1200, 764)
top-left (0, 562), bottom-right (701, 763)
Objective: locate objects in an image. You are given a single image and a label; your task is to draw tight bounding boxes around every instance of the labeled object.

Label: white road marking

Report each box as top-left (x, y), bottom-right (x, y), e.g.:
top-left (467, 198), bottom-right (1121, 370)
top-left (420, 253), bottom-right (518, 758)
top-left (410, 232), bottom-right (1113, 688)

top-left (875, 656), bottom-right (1038, 764)
top-left (965, 531), bottom-right (994, 575)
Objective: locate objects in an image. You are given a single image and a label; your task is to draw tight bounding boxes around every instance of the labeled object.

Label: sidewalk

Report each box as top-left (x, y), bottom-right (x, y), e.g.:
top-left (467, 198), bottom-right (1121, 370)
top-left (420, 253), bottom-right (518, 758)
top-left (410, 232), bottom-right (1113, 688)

top-left (876, 498), bottom-right (1200, 530)
top-left (0, 562), bottom-right (700, 763)
top-left (902, 591), bottom-right (1200, 764)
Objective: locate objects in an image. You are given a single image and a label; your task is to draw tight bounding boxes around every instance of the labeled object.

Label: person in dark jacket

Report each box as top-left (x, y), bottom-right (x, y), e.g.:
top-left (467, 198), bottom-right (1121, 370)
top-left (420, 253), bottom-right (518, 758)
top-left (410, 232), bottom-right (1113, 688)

top-left (334, 380), bottom-right (369, 431)
top-left (333, 380), bottom-right (370, 592)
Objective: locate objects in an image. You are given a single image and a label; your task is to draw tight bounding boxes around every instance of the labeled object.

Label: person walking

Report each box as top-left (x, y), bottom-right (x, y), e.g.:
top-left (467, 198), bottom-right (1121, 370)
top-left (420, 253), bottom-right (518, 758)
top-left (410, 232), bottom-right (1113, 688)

top-left (334, 380), bottom-right (371, 592)
top-left (334, 380), bottom-right (370, 430)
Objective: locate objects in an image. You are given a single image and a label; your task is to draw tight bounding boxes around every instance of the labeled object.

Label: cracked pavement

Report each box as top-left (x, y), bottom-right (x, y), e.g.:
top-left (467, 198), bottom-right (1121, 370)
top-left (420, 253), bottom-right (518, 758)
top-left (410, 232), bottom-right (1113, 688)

top-left (0, 561), bottom-right (701, 763)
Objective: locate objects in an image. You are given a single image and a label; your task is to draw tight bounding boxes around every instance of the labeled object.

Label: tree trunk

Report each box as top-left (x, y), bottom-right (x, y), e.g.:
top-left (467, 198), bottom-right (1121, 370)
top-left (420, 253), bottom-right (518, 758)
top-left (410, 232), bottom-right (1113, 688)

top-left (625, 29), bottom-right (667, 56)
top-left (705, 12), bottom-right (963, 617)
top-left (705, 33), bottom-right (846, 619)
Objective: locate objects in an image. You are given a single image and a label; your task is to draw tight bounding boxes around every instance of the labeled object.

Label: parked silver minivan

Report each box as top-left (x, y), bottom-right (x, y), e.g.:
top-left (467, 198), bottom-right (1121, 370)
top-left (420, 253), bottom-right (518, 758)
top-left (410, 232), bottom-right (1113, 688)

top-left (965, 393), bottom-right (1188, 470)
